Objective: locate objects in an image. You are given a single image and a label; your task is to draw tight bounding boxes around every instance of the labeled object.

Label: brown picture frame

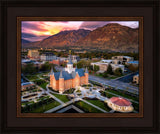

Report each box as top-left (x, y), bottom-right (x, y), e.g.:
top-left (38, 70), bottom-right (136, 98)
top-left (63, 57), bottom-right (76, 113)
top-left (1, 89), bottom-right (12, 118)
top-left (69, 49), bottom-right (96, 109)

top-left (1, 0), bottom-right (159, 133)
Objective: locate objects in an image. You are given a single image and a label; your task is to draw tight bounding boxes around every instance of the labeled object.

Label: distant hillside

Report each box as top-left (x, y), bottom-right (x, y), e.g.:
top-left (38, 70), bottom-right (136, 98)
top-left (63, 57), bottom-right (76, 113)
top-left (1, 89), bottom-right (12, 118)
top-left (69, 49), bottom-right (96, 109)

top-left (22, 41), bottom-right (41, 48)
top-left (21, 39), bottom-right (31, 44)
top-left (76, 23), bottom-right (138, 52)
top-left (22, 23), bottom-right (139, 52)
top-left (39, 29), bottom-right (91, 48)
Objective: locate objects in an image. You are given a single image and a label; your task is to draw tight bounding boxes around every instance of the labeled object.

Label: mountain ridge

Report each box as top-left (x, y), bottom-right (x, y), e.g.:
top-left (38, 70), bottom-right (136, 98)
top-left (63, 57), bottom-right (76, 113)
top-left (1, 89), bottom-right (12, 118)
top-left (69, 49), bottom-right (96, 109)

top-left (22, 23), bottom-right (139, 52)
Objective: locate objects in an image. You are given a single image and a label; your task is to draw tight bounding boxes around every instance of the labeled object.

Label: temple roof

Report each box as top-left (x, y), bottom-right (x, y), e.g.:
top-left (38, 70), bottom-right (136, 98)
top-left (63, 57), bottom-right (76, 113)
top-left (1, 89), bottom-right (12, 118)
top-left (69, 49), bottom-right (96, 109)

top-left (68, 55), bottom-right (73, 64)
top-left (53, 68), bottom-right (85, 80)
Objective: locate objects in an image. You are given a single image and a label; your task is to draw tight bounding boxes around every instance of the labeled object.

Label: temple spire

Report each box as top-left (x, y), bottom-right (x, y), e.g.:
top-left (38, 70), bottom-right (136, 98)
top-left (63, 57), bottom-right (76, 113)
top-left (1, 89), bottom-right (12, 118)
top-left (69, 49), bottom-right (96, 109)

top-left (50, 66), bottom-right (54, 75)
top-left (68, 50), bottom-right (73, 64)
top-left (59, 70), bottom-right (63, 78)
top-left (85, 67), bottom-right (88, 73)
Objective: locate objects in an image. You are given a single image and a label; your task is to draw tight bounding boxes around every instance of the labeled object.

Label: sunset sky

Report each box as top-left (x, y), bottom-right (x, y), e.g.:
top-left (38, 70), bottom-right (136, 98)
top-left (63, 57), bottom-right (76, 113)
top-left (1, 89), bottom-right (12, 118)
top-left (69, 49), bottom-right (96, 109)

top-left (22, 21), bottom-right (139, 42)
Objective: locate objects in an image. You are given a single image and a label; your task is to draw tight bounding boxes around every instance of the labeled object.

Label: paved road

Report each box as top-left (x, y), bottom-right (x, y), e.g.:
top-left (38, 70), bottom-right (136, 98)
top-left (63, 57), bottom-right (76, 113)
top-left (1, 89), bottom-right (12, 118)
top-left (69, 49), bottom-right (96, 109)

top-left (115, 72), bottom-right (139, 83)
top-left (89, 75), bottom-right (139, 95)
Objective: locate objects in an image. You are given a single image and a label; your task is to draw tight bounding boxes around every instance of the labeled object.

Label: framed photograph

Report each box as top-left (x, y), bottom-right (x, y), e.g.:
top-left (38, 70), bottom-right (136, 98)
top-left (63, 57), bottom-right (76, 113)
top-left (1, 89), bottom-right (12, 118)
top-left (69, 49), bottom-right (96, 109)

top-left (17, 17), bottom-right (143, 117)
top-left (1, 0), bottom-right (159, 133)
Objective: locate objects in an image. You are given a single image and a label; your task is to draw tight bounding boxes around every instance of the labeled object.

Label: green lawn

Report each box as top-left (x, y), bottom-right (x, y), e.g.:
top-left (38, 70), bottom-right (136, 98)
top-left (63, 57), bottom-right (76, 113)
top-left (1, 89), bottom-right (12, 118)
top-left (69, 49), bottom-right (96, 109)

top-left (30, 101), bottom-right (60, 113)
top-left (21, 98), bottom-right (60, 113)
top-left (39, 82), bottom-right (48, 89)
top-left (105, 89), bottom-right (139, 102)
top-left (22, 101), bottom-right (34, 106)
top-left (100, 91), bottom-right (115, 98)
top-left (95, 74), bottom-right (119, 79)
top-left (74, 101), bottom-right (103, 113)
top-left (25, 75), bottom-right (39, 81)
top-left (51, 93), bottom-right (70, 103)
top-left (86, 99), bottom-right (111, 112)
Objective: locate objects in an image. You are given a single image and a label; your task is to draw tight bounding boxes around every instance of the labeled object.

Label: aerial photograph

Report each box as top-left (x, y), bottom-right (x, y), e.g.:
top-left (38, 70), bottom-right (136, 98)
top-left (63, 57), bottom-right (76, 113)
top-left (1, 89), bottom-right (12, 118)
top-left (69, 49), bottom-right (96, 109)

top-left (21, 21), bottom-right (139, 114)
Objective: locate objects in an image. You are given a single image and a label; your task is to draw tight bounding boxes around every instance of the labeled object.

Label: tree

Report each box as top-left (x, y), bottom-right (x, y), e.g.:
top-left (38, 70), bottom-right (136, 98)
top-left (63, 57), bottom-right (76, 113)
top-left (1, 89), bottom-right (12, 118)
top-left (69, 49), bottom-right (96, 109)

top-left (114, 68), bottom-right (123, 76)
top-left (94, 65), bottom-right (99, 72)
top-left (89, 65), bottom-right (93, 71)
top-left (22, 63), bottom-right (37, 74)
top-left (39, 62), bottom-right (51, 72)
top-left (107, 64), bottom-right (113, 75)
top-left (128, 64), bottom-right (138, 72)
top-left (103, 71), bottom-right (108, 78)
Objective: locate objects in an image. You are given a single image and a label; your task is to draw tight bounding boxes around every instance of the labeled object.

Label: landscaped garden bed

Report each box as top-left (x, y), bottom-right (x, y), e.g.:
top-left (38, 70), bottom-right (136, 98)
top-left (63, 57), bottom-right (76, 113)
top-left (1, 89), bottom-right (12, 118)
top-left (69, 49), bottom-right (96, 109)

top-left (23, 93), bottom-right (38, 99)
top-left (21, 98), bottom-right (60, 113)
top-left (25, 75), bottom-right (39, 81)
top-left (33, 79), bottom-right (49, 90)
top-left (85, 98), bottom-right (112, 112)
top-left (105, 88), bottom-right (139, 102)
top-left (51, 93), bottom-right (70, 103)
top-left (74, 101), bottom-right (103, 113)
top-left (63, 88), bottom-right (76, 94)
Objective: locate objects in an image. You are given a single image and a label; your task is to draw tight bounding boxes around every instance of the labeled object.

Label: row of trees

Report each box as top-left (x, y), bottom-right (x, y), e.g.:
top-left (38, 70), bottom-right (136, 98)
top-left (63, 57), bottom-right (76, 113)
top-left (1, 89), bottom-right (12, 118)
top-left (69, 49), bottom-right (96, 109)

top-left (22, 62), bottom-right (56, 75)
top-left (102, 65), bottom-right (123, 77)
top-left (78, 52), bottom-right (139, 60)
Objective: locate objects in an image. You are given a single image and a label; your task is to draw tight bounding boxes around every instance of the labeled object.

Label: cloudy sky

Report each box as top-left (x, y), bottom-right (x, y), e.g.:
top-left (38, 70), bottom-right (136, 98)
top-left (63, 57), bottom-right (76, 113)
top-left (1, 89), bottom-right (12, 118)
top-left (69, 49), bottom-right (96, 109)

top-left (22, 21), bottom-right (139, 42)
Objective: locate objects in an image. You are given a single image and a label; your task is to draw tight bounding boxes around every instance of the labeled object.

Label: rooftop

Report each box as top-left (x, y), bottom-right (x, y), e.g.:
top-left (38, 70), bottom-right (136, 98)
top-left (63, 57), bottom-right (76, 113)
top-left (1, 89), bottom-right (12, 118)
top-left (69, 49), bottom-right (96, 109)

top-left (52, 68), bottom-right (85, 80)
top-left (110, 97), bottom-right (132, 106)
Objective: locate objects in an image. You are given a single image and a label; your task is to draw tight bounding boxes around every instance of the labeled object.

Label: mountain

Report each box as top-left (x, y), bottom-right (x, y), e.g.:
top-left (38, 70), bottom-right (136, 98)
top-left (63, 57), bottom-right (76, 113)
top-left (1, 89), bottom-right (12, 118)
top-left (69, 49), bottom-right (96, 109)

top-left (22, 23), bottom-right (139, 52)
top-left (76, 23), bottom-right (138, 52)
top-left (22, 41), bottom-right (41, 48)
top-left (21, 39), bottom-right (31, 44)
top-left (38, 29), bottom-right (91, 48)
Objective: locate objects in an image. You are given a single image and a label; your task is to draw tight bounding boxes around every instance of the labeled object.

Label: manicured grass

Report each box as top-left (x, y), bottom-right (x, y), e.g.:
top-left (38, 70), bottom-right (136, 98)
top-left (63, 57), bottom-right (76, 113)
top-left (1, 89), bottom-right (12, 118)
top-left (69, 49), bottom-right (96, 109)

top-left (95, 74), bottom-right (120, 79)
top-left (21, 98), bottom-right (60, 113)
top-left (30, 101), bottom-right (60, 113)
top-left (22, 101), bottom-right (34, 106)
top-left (51, 93), bottom-right (70, 103)
top-left (74, 101), bottom-right (103, 113)
top-left (33, 79), bottom-right (48, 90)
top-left (25, 75), bottom-right (39, 81)
top-left (100, 91), bottom-right (115, 98)
top-left (39, 82), bottom-right (48, 89)
top-left (86, 99), bottom-right (111, 112)
top-left (105, 89), bottom-right (139, 102)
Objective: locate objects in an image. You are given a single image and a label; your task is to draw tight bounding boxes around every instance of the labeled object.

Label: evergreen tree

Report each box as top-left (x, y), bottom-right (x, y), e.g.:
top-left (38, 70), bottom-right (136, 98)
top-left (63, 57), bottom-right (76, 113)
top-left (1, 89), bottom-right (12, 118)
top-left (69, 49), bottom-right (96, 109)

top-left (107, 64), bottom-right (113, 75)
top-left (114, 68), bottom-right (123, 76)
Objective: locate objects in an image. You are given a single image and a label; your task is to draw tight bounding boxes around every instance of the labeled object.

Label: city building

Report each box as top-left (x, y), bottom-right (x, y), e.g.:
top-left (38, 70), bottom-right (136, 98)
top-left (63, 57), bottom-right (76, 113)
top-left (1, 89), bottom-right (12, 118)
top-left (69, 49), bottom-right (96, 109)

top-left (28, 49), bottom-right (39, 59)
top-left (112, 56), bottom-right (134, 64)
top-left (40, 52), bottom-right (56, 61)
top-left (49, 59), bottom-right (65, 66)
top-left (127, 61), bottom-right (139, 67)
top-left (91, 61), bottom-right (124, 73)
top-left (133, 74), bottom-right (139, 84)
top-left (101, 59), bottom-right (122, 64)
top-left (107, 97), bottom-right (134, 112)
top-left (110, 63), bottom-right (125, 73)
top-left (49, 55), bottom-right (89, 93)
top-left (21, 82), bottom-right (34, 91)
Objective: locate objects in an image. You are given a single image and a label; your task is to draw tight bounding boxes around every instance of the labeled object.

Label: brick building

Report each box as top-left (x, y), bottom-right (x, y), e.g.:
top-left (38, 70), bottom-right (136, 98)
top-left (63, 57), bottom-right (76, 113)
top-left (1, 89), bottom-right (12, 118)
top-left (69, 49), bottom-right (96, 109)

top-left (49, 55), bottom-right (89, 93)
top-left (49, 59), bottom-right (65, 66)
top-left (28, 49), bottom-right (39, 59)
